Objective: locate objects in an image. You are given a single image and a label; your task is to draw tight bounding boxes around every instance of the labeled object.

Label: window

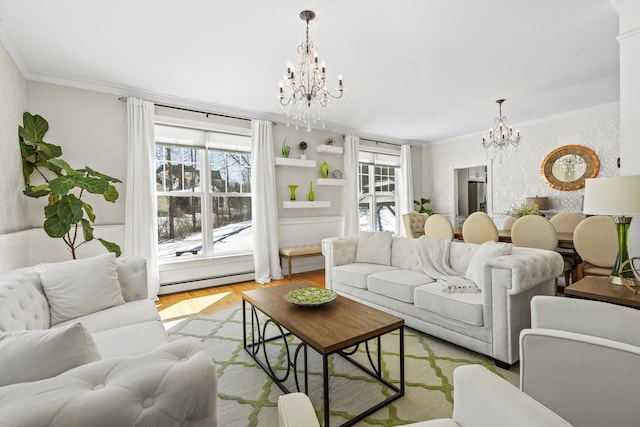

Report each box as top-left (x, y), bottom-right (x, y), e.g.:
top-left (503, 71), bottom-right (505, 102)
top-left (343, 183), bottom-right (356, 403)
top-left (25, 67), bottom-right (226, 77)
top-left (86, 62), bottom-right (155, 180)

top-left (155, 124), bottom-right (252, 261)
top-left (358, 150), bottom-right (400, 233)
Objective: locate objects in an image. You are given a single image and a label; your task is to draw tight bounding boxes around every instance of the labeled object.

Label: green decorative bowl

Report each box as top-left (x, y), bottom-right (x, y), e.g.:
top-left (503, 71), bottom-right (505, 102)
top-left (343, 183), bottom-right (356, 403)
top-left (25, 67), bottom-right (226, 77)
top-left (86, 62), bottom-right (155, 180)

top-left (283, 287), bottom-right (337, 307)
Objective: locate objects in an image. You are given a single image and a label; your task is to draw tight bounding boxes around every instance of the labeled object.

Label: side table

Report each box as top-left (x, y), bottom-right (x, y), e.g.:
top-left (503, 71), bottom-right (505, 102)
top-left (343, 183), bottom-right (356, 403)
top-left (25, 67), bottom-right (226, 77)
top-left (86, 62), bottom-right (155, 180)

top-left (564, 275), bottom-right (640, 309)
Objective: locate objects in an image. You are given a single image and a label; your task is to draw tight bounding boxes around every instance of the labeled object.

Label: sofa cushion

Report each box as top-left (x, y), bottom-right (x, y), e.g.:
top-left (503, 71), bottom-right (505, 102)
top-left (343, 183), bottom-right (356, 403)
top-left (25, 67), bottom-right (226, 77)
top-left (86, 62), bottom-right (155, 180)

top-left (36, 253), bottom-right (126, 325)
top-left (0, 323), bottom-right (101, 387)
top-left (355, 231), bottom-right (393, 266)
top-left (0, 268), bottom-right (50, 331)
top-left (368, 270), bottom-right (434, 303)
top-left (414, 281), bottom-right (484, 326)
top-left (390, 237), bottom-right (424, 272)
top-left (465, 241), bottom-right (513, 289)
top-left (333, 264), bottom-right (398, 288)
top-left (54, 298), bottom-right (160, 333)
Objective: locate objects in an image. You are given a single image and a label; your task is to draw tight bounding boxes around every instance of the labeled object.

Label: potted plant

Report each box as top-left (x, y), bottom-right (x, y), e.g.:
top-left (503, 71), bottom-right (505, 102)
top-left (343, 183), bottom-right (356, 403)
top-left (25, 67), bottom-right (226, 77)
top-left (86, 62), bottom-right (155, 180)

top-left (18, 112), bottom-right (122, 259)
top-left (299, 141), bottom-right (308, 160)
top-left (505, 202), bottom-right (542, 218)
top-left (414, 198), bottom-right (434, 215)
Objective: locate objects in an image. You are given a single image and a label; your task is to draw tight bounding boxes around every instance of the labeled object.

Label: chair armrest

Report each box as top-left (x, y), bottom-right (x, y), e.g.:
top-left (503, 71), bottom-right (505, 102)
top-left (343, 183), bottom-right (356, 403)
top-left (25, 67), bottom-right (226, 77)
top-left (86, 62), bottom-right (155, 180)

top-left (0, 337), bottom-right (217, 427)
top-left (486, 248), bottom-right (563, 295)
top-left (278, 393), bottom-right (320, 427)
top-left (452, 365), bottom-right (571, 427)
top-left (531, 295), bottom-right (640, 347)
top-left (322, 237), bottom-right (358, 289)
top-left (520, 327), bottom-right (640, 427)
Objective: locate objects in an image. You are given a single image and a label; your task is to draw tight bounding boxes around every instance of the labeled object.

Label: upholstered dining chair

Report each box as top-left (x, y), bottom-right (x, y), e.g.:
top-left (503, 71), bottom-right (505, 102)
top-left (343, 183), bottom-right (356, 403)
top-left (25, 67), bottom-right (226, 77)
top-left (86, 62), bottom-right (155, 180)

top-left (424, 214), bottom-right (454, 240)
top-left (511, 215), bottom-right (572, 293)
top-left (402, 211), bottom-right (429, 238)
top-left (572, 215), bottom-right (618, 280)
top-left (461, 211), bottom-right (499, 244)
top-left (549, 212), bottom-right (584, 281)
top-left (502, 215), bottom-right (517, 231)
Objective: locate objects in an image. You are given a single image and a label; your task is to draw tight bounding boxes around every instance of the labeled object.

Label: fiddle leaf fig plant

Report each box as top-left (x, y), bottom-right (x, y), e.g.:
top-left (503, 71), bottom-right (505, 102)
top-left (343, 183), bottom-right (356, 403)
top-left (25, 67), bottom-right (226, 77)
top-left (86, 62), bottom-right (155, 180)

top-left (19, 112), bottom-right (122, 259)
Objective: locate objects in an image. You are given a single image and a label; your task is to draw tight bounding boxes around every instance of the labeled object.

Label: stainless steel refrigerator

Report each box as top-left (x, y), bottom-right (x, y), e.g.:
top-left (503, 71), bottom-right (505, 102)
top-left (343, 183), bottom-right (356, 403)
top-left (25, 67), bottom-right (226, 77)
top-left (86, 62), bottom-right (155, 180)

top-left (468, 181), bottom-right (487, 214)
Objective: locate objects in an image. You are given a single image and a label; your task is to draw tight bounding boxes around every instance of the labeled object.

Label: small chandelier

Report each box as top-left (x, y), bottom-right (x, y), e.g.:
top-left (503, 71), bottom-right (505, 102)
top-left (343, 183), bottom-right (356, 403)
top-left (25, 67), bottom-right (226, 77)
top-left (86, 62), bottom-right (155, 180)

top-left (481, 99), bottom-right (521, 149)
top-left (278, 10), bottom-right (345, 132)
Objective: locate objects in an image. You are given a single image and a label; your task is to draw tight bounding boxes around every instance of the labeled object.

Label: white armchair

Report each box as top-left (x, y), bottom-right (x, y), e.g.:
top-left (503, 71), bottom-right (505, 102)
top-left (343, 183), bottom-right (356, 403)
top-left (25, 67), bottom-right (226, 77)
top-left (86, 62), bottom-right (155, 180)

top-left (278, 365), bottom-right (570, 427)
top-left (520, 295), bottom-right (640, 427)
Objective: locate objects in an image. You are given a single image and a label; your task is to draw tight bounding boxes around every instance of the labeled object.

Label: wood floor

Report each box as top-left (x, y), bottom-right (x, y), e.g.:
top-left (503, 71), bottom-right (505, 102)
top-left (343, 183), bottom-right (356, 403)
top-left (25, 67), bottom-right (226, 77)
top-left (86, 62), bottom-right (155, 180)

top-left (156, 269), bottom-right (325, 322)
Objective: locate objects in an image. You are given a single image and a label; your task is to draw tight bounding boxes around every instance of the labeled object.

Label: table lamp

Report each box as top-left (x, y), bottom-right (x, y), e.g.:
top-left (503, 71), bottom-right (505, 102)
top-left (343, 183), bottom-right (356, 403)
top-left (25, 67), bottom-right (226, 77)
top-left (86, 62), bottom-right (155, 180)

top-left (583, 175), bottom-right (640, 284)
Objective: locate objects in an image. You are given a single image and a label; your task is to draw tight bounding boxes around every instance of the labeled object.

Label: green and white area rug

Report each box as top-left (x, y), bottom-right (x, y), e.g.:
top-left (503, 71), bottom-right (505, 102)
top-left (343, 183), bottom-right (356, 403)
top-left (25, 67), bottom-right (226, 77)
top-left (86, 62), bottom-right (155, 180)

top-left (167, 309), bottom-right (518, 427)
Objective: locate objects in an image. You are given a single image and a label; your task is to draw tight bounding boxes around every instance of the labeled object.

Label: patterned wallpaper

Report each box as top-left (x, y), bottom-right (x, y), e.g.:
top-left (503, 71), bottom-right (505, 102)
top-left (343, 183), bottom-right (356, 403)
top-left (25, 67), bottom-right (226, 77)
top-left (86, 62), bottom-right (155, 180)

top-left (422, 103), bottom-right (620, 223)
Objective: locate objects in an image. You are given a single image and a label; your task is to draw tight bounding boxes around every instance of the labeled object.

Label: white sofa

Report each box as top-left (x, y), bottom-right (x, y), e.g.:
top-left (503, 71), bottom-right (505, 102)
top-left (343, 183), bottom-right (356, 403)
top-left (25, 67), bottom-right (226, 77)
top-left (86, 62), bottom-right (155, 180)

top-left (278, 365), bottom-right (572, 427)
top-left (0, 253), bottom-right (217, 427)
top-left (322, 234), bottom-right (563, 365)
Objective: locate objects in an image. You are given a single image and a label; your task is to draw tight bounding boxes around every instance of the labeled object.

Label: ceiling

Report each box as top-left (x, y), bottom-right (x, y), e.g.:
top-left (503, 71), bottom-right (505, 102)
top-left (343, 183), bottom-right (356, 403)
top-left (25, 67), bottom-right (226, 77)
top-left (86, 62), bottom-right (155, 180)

top-left (0, 0), bottom-right (620, 144)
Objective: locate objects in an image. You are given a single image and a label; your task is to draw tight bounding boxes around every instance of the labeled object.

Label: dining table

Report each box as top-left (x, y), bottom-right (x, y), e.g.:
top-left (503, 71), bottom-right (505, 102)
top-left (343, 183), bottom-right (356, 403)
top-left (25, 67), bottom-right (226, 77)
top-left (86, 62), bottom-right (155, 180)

top-left (453, 228), bottom-right (574, 249)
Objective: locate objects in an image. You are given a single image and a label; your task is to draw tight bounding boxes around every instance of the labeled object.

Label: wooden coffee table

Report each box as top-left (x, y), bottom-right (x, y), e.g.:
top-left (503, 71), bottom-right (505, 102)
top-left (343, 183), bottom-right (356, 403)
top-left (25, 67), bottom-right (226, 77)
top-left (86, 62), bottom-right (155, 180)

top-left (564, 275), bottom-right (640, 309)
top-left (242, 282), bottom-right (405, 427)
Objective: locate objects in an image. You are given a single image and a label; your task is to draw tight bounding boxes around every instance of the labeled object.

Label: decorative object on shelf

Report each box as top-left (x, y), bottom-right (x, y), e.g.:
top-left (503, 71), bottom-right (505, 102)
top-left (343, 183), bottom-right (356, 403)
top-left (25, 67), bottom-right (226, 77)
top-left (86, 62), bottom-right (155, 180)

top-left (413, 198), bottom-right (433, 215)
top-left (283, 287), bottom-right (337, 307)
top-left (278, 10), bottom-right (345, 132)
top-left (325, 137), bottom-right (335, 145)
top-left (481, 99), bottom-right (521, 150)
top-left (583, 175), bottom-right (640, 284)
top-left (332, 169), bottom-right (343, 179)
top-left (541, 145), bottom-right (599, 191)
top-left (307, 180), bottom-right (315, 201)
top-left (505, 202), bottom-right (542, 218)
top-left (525, 196), bottom-right (549, 211)
top-left (288, 185), bottom-right (298, 200)
top-left (321, 161), bottom-right (329, 178)
top-left (281, 137), bottom-right (291, 158)
top-left (619, 257), bottom-right (640, 294)
top-left (18, 112), bottom-right (122, 259)
top-left (299, 141), bottom-right (308, 160)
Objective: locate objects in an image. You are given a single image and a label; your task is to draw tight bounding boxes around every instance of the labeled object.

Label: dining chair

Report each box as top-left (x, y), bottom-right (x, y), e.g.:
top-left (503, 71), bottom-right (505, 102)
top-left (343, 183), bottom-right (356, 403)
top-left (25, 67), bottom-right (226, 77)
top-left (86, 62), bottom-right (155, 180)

top-left (424, 214), bottom-right (454, 241)
top-left (549, 212), bottom-right (584, 281)
top-left (511, 215), bottom-right (572, 293)
top-left (502, 215), bottom-right (517, 231)
top-left (402, 211), bottom-right (429, 238)
top-left (461, 212), bottom-right (499, 244)
top-left (572, 215), bottom-right (618, 280)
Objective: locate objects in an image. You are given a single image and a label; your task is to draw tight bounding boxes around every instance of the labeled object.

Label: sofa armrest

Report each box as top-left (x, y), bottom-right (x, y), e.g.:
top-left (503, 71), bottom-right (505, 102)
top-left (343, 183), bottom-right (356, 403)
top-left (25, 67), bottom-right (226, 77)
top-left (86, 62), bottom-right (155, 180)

top-left (0, 337), bottom-right (217, 427)
top-left (520, 327), bottom-right (640, 427)
top-left (485, 248), bottom-right (563, 295)
top-left (278, 393), bottom-right (320, 427)
top-left (322, 237), bottom-right (358, 289)
top-left (116, 256), bottom-right (149, 301)
top-left (531, 295), bottom-right (640, 347)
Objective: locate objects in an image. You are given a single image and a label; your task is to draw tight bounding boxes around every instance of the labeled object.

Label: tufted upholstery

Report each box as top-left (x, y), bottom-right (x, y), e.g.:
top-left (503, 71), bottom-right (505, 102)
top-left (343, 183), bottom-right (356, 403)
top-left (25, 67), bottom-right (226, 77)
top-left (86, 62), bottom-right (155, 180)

top-left (402, 212), bottom-right (429, 238)
top-left (0, 268), bottom-right (50, 331)
top-left (0, 338), bottom-right (217, 427)
top-left (323, 235), bottom-right (563, 364)
top-left (461, 212), bottom-right (499, 244)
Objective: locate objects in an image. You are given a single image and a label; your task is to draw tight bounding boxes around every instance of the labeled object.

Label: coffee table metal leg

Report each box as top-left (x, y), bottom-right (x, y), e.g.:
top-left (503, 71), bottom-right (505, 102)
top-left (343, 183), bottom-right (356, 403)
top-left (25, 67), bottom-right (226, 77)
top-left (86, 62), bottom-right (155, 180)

top-left (323, 354), bottom-right (330, 427)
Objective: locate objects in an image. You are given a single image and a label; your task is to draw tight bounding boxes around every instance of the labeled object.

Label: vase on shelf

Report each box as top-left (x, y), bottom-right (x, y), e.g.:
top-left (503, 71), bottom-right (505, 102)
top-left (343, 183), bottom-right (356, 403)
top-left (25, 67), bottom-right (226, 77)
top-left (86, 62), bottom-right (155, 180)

top-left (307, 181), bottom-right (315, 201)
top-left (288, 185), bottom-right (298, 201)
top-left (321, 161), bottom-right (329, 178)
top-left (282, 138), bottom-right (290, 158)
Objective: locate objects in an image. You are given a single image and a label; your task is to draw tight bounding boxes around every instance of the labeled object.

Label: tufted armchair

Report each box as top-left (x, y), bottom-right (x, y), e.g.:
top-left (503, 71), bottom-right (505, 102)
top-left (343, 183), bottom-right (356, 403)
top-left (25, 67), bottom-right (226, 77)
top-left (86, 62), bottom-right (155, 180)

top-left (402, 211), bottom-right (429, 238)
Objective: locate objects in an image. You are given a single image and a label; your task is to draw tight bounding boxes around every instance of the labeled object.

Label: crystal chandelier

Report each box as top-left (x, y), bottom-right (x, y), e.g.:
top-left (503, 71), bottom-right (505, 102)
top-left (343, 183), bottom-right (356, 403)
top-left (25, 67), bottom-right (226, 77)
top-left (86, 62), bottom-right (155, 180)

top-left (278, 10), bottom-right (345, 132)
top-left (481, 99), bottom-right (521, 149)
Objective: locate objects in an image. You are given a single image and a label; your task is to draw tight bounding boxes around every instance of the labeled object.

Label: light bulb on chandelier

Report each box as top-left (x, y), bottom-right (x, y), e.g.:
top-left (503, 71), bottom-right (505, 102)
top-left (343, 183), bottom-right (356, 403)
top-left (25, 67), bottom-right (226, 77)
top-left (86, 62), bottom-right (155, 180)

top-left (481, 99), bottom-right (521, 150)
top-left (278, 10), bottom-right (345, 132)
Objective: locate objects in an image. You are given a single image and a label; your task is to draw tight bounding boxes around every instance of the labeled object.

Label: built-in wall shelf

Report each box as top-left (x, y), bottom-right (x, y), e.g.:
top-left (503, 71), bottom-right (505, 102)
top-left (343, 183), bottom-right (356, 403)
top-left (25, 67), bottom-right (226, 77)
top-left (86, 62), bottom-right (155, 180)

top-left (316, 178), bottom-right (345, 186)
top-left (275, 157), bottom-right (316, 167)
top-left (283, 201), bottom-right (331, 209)
top-left (317, 145), bottom-right (344, 154)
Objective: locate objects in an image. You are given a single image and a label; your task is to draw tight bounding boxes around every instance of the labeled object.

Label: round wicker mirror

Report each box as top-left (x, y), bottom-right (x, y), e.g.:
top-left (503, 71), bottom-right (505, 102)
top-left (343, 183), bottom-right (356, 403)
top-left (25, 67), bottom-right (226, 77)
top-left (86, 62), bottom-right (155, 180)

top-left (540, 145), bottom-right (599, 191)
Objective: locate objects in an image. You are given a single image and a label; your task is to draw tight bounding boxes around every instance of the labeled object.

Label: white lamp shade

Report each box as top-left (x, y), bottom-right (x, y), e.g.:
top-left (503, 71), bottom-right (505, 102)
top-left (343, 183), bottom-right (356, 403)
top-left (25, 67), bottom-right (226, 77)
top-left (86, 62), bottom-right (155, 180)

top-left (583, 176), bottom-right (640, 216)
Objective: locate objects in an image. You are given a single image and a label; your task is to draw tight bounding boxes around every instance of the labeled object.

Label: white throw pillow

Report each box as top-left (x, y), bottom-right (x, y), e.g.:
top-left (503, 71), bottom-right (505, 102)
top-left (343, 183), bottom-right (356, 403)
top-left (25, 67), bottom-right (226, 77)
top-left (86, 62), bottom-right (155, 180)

top-left (36, 253), bottom-right (125, 325)
top-left (465, 241), bottom-right (513, 288)
top-left (0, 323), bottom-right (101, 386)
top-left (355, 231), bottom-right (393, 266)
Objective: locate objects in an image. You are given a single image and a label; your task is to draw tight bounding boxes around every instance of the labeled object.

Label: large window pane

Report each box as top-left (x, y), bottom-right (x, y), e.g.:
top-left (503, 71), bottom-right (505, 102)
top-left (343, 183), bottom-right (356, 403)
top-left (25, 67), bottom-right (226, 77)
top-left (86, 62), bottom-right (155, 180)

top-left (212, 196), bottom-right (252, 255)
top-left (156, 145), bottom-right (201, 193)
top-left (358, 160), bottom-right (399, 233)
top-left (157, 196), bottom-right (203, 259)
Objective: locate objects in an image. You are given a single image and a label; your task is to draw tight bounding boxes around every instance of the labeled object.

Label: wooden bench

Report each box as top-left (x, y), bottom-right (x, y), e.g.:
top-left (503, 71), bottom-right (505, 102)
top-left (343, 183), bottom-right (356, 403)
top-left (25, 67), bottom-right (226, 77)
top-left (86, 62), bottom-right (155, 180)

top-left (279, 244), bottom-right (323, 280)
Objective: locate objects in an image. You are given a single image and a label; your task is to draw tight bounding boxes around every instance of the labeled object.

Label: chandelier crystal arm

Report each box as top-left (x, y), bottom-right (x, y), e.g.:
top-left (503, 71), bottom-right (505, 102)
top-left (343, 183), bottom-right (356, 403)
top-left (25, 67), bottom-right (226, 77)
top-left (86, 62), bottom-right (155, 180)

top-left (481, 99), bottom-right (521, 149)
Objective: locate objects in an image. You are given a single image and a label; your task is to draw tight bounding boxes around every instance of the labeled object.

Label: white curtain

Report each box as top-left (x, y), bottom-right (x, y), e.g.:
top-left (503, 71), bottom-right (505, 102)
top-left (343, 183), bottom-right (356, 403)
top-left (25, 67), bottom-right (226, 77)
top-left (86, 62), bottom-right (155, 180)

top-left (251, 120), bottom-right (282, 283)
top-left (343, 135), bottom-right (360, 236)
top-left (399, 144), bottom-right (415, 236)
top-left (125, 98), bottom-right (159, 298)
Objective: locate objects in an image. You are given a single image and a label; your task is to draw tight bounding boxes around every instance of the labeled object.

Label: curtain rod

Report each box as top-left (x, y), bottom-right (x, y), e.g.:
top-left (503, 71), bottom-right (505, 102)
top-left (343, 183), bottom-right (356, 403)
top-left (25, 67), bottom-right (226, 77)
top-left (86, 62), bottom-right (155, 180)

top-left (359, 137), bottom-right (399, 147)
top-left (117, 97), bottom-right (276, 125)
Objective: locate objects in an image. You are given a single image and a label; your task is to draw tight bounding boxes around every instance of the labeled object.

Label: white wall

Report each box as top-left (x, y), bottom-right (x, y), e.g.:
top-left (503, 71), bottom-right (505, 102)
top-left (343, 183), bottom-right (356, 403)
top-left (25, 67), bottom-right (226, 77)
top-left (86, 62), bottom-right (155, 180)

top-left (0, 41), bottom-right (28, 234)
top-left (423, 103), bottom-right (620, 226)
